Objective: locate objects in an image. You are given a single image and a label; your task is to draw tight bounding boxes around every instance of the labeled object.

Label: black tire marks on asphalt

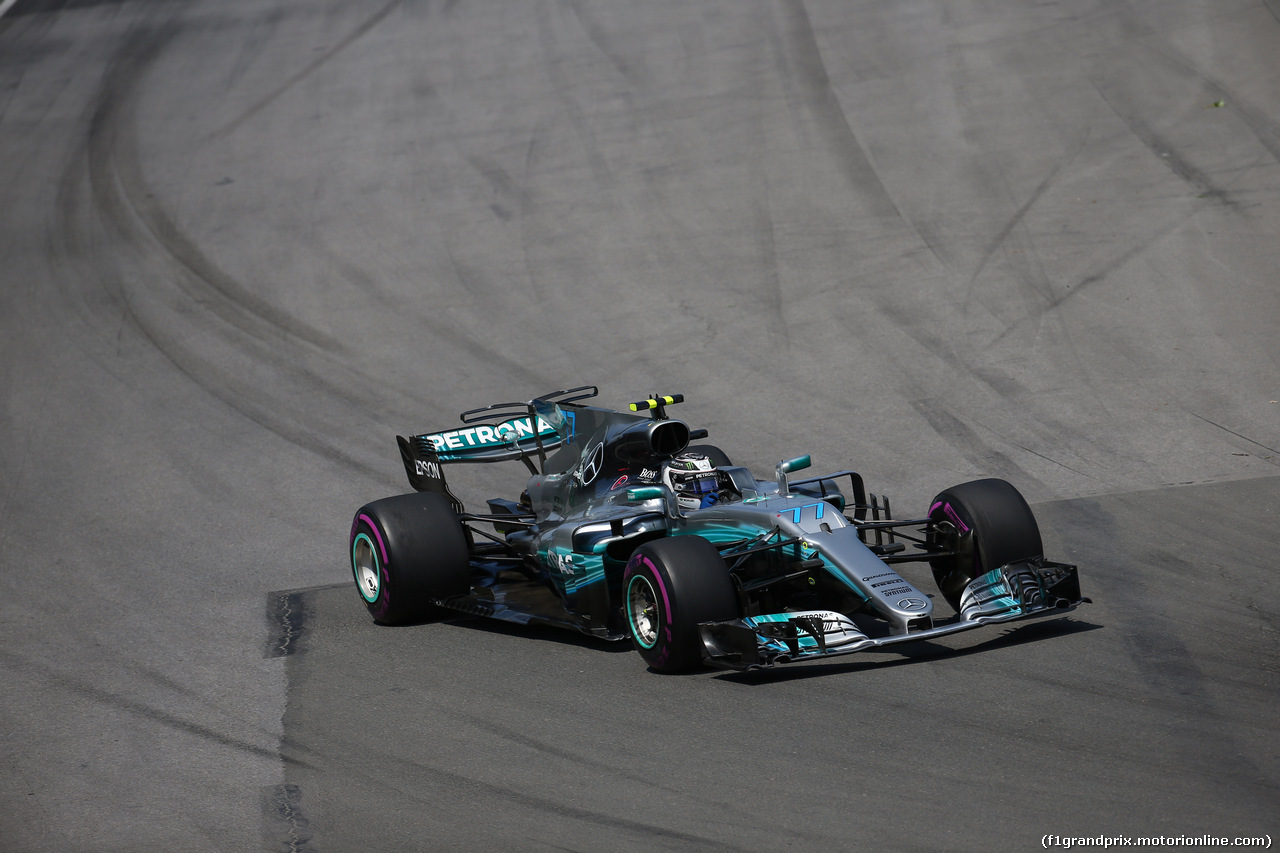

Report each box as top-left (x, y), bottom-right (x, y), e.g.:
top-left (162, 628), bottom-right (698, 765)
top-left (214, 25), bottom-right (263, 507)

top-left (88, 33), bottom-right (342, 353)
top-left (909, 397), bottom-right (1045, 489)
top-left (1133, 29), bottom-right (1280, 175)
top-left (61, 16), bottom-right (502, 482)
top-left (1045, 484), bottom-right (1280, 819)
top-left (562, 0), bottom-right (637, 83)
top-left (212, 0), bottom-right (403, 140)
top-left (773, 0), bottom-right (901, 223)
top-left (78, 26), bottom-right (389, 477)
top-left (1262, 0), bottom-right (1280, 27)
top-left (1087, 20), bottom-right (1280, 210)
top-left (1091, 77), bottom-right (1235, 205)
top-left (1191, 414), bottom-right (1280, 460)
top-left (0, 648), bottom-right (310, 769)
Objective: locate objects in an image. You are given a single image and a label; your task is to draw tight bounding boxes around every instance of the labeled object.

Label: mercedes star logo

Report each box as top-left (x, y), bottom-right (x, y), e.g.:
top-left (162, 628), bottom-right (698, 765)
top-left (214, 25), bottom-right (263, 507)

top-left (897, 597), bottom-right (927, 611)
top-left (579, 443), bottom-right (604, 485)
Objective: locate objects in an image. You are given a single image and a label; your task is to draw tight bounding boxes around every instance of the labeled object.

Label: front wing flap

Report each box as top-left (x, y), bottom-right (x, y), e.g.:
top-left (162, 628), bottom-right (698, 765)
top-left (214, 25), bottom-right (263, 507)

top-left (700, 559), bottom-right (1087, 670)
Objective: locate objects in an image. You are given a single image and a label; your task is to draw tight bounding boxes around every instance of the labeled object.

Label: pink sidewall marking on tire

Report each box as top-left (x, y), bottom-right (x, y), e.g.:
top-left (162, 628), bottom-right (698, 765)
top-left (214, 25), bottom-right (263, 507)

top-left (634, 555), bottom-right (673, 626)
top-left (930, 501), bottom-right (969, 533)
top-left (358, 513), bottom-right (390, 564)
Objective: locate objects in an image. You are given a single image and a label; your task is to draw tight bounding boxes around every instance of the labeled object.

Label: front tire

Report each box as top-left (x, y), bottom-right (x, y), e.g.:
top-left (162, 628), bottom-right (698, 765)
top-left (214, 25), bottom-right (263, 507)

top-left (927, 478), bottom-right (1043, 611)
top-left (623, 536), bottom-right (738, 673)
top-left (350, 492), bottom-right (470, 625)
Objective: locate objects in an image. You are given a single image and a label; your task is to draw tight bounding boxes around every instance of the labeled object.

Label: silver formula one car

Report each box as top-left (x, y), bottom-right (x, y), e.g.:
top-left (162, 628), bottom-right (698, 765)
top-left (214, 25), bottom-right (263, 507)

top-left (349, 386), bottom-right (1087, 672)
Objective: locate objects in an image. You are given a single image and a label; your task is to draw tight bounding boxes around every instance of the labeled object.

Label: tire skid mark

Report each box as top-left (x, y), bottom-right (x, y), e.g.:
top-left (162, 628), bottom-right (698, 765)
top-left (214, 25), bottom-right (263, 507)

top-left (750, 172), bottom-right (791, 355)
top-left (1049, 210), bottom-right (1188, 312)
top-left (533, 4), bottom-right (615, 190)
top-left (1054, 496), bottom-right (1280, 813)
top-left (457, 715), bottom-right (683, 795)
top-left (212, 0), bottom-right (403, 139)
top-left (774, 0), bottom-right (900, 221)
top-left (961, 130), bottom-right (1091, 309)
top-left (0, 649), bottom-right (313, 770)
top-left (88, 26), bottom-right (341, 354)
top-left (1089, 74), bottom-right (1242, 207)
top-left (857, 220), bottom-right (1107, 492)
top-left (985, 193), bottom-right (1201, 338)
top-left (1135, 36), bottom-right (1280, 171)
top-left (548, 4), bottom-right (789, 372)
top-left (518, 4), bottom-right (615, 329)
top-left (327, 249), bottom-right (548, 388)
top-left (774, 0), bottom-right (952, 278)
top-left (75, 25), bottom-right (419, 480)
top-left (1191, 414), bottom-right (1280, 459)
top-left (563, 0), bottom-right (636, 82)
top-left (970, 364), bottom-right (1119, 483)
top-left (465, 153), bottom-right (528, 223)
top-left (73, 219), bottom-right (387, 480)
top-left (80, 23), bottom-right (520, 466)
top-left (343, 751), bottom-right (752, 851)
top-left (456, 713), bottom-right (799, 834)
top-left (516, 124), bottom-right (557, 325)
top-left (909, 397), bottom-right (1044, 490)
top-left (1006, 439), bottom-right (1095, 480)
top-left (223, 5), bottom-right (287, 92)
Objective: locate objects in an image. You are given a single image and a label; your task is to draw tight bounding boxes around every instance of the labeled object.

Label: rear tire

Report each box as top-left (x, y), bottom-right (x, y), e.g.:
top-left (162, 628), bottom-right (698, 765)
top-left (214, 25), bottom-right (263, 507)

top-left (350, 492), bottom-right (470, 625)
top-left (623, 536), bottom-right (738, 673)
top-left (927, 479), bottom-right (1043, 611)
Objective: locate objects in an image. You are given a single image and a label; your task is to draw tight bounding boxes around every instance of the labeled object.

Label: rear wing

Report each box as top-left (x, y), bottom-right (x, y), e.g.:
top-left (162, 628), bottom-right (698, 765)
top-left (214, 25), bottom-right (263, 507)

top-left (397, 386), bottom-right (599, 488)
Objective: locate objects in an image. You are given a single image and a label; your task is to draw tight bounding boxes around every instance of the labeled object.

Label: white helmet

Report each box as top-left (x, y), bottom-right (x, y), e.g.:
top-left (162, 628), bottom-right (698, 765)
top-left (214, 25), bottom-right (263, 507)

top-left (662, 452), bottom-right (721, 510)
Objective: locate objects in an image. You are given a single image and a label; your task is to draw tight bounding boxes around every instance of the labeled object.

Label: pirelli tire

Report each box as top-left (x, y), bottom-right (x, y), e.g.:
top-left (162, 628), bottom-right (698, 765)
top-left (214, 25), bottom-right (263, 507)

top-left (927, 478), bottom-right (1043, 612)
top-left (349, 492), bottom-right (470, 625)
top-left (623, 535), bottom-right (738, 673)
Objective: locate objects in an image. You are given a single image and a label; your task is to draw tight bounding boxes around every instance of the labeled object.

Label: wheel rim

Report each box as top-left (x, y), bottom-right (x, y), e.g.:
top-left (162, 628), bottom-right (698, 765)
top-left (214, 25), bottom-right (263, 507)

top-left (352, 533), bottom-right (381, 603)
top-left (627, 574), bottom-right (659, 649)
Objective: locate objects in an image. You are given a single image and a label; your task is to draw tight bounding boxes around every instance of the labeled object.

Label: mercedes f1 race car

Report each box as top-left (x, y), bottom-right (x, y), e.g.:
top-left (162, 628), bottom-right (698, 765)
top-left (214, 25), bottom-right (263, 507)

top-left (349, 386), bottom-right (1087, 672)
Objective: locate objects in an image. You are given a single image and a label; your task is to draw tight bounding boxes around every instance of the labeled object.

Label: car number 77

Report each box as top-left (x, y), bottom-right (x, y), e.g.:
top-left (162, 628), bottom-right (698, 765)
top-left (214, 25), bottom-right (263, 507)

top-left (778, 502), bottom-right (826, 524)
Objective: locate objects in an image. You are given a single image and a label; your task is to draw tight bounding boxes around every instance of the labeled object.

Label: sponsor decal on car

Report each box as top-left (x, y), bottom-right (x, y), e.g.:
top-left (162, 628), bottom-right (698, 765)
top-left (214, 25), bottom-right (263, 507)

top-left (747, 610), bottom-right (869, 648)
top-left (413, 458), bottom-right (442, 478)
top-left (548, 550), bottom-right (577, 576)
top-left (578, 442), bottom-right (604, 485)
top-left (425, 416), bottom-right (559, 453)
top-left (870, 578), bottom-right (906, 589)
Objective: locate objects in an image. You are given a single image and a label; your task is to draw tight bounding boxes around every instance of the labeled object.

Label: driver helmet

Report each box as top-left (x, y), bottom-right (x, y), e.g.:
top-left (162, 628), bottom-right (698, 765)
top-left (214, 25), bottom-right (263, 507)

top-left (662, 452), bottom-right (721, 510)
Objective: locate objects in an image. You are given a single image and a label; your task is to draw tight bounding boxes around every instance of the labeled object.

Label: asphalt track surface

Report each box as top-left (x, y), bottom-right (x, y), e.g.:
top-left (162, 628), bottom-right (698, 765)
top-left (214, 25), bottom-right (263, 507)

top-left (1, 1), bottom-right (1278, 851)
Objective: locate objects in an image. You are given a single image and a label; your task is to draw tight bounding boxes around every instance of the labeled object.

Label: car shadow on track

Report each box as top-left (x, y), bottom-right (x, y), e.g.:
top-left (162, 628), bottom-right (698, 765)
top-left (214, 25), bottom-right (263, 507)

top-left (432, 611), bottom-right (637, 654)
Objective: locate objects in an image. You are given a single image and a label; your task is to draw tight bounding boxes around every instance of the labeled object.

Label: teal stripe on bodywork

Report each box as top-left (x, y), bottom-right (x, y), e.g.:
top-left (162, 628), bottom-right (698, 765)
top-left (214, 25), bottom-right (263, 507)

top-left (683, 523), bottom-right (868, 602)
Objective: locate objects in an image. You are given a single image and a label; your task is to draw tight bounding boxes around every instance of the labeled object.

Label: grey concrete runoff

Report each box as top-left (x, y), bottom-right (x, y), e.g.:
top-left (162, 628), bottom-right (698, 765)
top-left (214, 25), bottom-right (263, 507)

top-left (1, 0), bottom-right (1277, 850)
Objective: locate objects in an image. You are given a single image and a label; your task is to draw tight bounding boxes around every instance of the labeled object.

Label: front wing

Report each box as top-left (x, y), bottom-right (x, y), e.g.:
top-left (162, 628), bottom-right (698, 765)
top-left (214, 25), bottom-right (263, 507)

top-left (699, 559), bottom-right (1088, 670)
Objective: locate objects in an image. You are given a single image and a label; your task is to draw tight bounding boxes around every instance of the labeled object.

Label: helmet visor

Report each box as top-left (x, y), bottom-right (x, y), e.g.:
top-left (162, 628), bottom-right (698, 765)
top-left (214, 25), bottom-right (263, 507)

top-left (671, 470), bottom-right (719, 496)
